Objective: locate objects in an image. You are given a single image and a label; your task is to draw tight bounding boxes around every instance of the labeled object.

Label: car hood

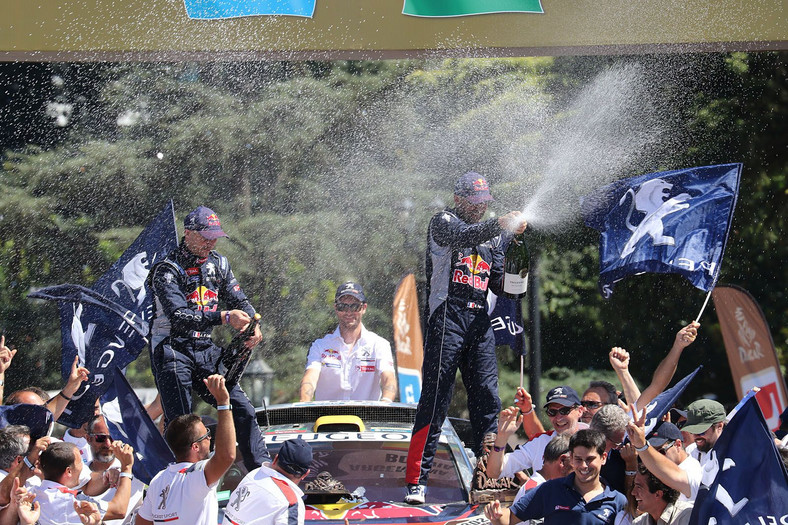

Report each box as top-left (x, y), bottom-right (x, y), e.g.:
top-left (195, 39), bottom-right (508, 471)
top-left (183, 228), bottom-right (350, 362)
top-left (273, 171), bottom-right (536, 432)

top-left (306, 502), bottom-right (488, 524)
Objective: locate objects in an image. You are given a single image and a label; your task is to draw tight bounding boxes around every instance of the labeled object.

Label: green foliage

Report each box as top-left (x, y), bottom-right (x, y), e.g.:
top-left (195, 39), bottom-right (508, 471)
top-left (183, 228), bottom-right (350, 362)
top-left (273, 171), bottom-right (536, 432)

top-left (0, 55), bottom-right (784, 409)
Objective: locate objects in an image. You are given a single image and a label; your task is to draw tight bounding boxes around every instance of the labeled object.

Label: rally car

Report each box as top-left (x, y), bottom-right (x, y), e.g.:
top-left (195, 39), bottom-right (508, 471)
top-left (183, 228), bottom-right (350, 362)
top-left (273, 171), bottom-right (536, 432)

top-left (216, 401), bottom-right (492, 525)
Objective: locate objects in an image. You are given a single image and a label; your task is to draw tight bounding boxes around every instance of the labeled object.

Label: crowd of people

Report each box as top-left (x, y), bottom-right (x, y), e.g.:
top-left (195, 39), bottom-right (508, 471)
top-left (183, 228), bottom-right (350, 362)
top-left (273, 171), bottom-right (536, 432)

top-left (0, 176), bottom-right (785, 525)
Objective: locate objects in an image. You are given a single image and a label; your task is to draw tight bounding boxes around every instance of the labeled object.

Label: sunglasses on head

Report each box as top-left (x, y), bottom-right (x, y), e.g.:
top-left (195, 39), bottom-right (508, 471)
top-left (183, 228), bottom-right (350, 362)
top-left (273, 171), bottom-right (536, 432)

top-left (90, 434), bottom-right (112, 443)
top-left (192, 428), bottom-right (211, 444)
top-left (335, 302), bottom-right (363, 312)
top-left (546, 406), bottom-right (576, 417)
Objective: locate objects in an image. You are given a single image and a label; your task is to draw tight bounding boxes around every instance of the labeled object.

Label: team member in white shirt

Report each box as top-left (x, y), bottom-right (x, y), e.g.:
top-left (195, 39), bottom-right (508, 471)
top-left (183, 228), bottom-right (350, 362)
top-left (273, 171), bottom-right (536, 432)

top-left (223, 439), bottom-right (313, 525)
top-left (300, 282), bottom-right (396, 402)
top-left (84, 416), bottom-right (145, 525)
top-left (29, 440), bottom-right (134, 525)
top-left (136, 374), bottom-right (236, 525)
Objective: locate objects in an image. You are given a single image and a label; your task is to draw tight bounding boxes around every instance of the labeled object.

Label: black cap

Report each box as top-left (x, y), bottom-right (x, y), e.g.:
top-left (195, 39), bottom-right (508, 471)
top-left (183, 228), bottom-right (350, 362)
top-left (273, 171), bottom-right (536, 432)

top-left (544, 386), bottom-right (581, 408)
top-left (183, 206), bottom-right (228, 239)
top-left (276, 439), bottom-right (313, 476)
top-left (647, 422), bottom-right (683, 447)
top-left (454, 172), bottom-right (494, 204)
top-left (335, 282), bottom-right (366, 303)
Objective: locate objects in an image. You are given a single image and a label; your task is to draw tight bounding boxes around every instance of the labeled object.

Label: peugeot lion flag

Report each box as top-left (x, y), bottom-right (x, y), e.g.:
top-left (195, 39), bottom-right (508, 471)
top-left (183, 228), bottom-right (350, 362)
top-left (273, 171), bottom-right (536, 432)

top-left (690, 392), bottom-right (788, 524)
top-left (29, 201), bottom-right (178, 428)
top-left (581, 163), bottom-right (741, 298)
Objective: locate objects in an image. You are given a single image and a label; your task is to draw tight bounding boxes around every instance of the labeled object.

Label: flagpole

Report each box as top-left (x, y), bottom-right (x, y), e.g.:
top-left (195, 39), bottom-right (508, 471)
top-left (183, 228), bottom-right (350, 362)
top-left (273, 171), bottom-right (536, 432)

top-left (695, 290), bottom-right (712, 323)
top-left (520, 355), bottom-right (524, 389)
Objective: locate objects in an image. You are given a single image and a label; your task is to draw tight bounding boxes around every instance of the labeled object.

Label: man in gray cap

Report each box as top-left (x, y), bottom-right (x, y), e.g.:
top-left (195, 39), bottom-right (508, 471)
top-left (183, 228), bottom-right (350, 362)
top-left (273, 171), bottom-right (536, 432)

top-left (681, 399), bottom-right (726, 467)
top-left (300, 282), bottom-right (396, 402)
top-left (222, 439), bottom-right (313, 525)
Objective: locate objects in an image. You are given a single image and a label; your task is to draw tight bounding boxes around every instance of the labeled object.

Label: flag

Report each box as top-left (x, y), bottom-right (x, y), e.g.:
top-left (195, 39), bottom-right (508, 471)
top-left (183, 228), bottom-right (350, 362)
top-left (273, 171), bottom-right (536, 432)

top-left (581, 163), bottom-right (741, 298)
top-left (184, 0), bottom-right (316, 19)
top-left (488, 293), bottom-right (525, 356)
top-left (638, 366), bottom-right (702, 436)
top-left (403, 0), bottom-right (543, 17)
top-left (53, 201), bottom-right (178, 428)
top-left (105, 367), bottom-right (175, 485)
top-left (393, 274), bottom-right (423, 404)
top-left (0, 404), bottom-right (54, 441)
top-left (689, 394), bottom-right (788, 524)
top-left (713, 284), bottom-right (786, 431)
top-left (28, 285), bottom-right (149, 338)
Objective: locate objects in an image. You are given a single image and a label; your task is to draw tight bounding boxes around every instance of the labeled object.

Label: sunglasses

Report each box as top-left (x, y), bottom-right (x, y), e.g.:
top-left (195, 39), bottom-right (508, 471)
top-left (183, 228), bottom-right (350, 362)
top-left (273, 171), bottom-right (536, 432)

top-left (607, 438), bottom-right (625, 450)
top-left (581, 401), bottom-right (605, 409)
top-left (546, 406), bottom-right (576, 417)
top-left (335, 302), bottom-right (363, 312)
top-left (658, 441), bottom-right (675, 454)
top-left (192, 428), bottom-right (211, 444)
top-left (90, 434), bottom-right (113, 443)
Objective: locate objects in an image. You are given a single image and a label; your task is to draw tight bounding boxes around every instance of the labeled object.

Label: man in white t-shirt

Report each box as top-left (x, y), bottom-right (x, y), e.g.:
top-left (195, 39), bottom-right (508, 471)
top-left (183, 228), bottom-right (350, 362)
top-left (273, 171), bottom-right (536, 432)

top-left (487, 385), bottom-right (587, 479)
top-left (84, 416), bottom-right (145, 525)
top-left (31, 440), bottom-right (134, 525)
top-left (136, 374), bottom-right (236, 525)
top-left (300, 282), bottom-right (396, 402)
top-left (223, 439), bottom-right (313, 525)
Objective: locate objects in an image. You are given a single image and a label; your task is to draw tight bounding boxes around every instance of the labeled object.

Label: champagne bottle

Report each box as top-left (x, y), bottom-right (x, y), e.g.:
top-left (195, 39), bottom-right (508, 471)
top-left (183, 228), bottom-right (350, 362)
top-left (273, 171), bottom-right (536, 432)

top-left (502, 233), bottom-right (530, 300)
top-left (221, 313), bottom-right (261, 387)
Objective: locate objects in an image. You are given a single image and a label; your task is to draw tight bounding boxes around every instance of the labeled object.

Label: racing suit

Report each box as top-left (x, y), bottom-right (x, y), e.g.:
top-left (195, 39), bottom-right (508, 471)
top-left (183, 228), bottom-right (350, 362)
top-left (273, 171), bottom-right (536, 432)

top-left (406, 208), bottom-right (509, 486)
top-left (149, 242), bottom-right (269, 470)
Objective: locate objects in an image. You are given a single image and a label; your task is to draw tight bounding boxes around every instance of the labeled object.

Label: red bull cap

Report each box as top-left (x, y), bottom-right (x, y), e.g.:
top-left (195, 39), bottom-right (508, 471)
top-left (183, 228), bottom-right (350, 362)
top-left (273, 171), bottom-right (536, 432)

top-left (184, 206), bottom-right (228, 239)
top-left (454, 172), bottom-right (494, 204)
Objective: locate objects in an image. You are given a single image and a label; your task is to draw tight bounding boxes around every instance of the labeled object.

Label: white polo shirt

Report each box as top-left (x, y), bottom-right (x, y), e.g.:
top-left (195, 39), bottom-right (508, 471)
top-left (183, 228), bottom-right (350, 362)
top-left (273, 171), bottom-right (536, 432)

top-left (499, 432), bottom-right (556, 478)
top-left (31, 480), bottom-right (106, 525)
top-left (305, 325), bottom-right (394, 401)
top-left (138, 460), bottom-right (218, 525)
top-left (222, 464), bottom-right (304, 525)
top-left (88, 459), bottom-right (145, 525)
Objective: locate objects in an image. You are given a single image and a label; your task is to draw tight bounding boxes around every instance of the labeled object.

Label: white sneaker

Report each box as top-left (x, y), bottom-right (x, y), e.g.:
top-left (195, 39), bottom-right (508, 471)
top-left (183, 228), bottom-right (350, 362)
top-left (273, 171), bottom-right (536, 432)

top-left (404, 484), bottom-right (426, 504)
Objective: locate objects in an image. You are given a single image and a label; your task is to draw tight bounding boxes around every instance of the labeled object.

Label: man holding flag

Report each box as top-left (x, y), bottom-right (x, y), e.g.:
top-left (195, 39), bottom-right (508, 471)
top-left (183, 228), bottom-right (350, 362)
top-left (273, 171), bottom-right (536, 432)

top-left (149, 206), bottom-right (269, 471)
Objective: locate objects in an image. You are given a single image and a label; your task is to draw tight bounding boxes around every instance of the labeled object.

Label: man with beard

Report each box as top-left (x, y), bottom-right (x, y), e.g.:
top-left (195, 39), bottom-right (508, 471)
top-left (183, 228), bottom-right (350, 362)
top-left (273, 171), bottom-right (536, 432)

top-left (404, 172), bottom-right (527, 504)
top-left (674, 400), bottom-right (726, 468)
top-left (136, 375), bottom-right (236, 525)
top-left (84, 416), bottom-right (145, 525)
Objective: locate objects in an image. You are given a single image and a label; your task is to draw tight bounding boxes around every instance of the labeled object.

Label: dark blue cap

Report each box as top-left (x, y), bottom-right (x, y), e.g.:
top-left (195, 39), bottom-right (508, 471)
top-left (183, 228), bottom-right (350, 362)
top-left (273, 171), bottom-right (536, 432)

top-left (276, 439), bottom-right (313, 476)
top-left (647, 422), bottom-right (683, 447)
top-left (544, 386), bottom-right (581, 408)
top-left (184, 206), bottom-right (228, 239)
top-left (454, 172), bottom-right (494, 204)
top-left (335, 282), bottom-right (366, 303)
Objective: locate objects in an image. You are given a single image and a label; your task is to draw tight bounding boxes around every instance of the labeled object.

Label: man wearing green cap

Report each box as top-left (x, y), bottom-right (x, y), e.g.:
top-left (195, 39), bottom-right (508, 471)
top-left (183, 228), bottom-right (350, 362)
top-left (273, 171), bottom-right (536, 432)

top-left (681, 399), bottom-right (726, 467)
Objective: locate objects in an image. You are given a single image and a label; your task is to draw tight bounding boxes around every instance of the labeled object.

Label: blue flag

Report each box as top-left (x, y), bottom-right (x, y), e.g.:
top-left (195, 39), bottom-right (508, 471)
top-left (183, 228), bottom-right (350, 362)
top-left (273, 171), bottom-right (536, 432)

top-left (54, 202), bottom-right (178, 428)
top-left (184, 0), bottom-right (316, 19)
top-left (581, 164), bottom-right (741, 298)
top-left (690, 394), bottom-right (788, 524)
top-left (0, 404), bottom-right (54, 441)
top-left (488, 293), bottom-right (526, 356)
top-left (638, 366), bottom-right (702, 436)
top-left (106, 367), bottom-right (175, 485)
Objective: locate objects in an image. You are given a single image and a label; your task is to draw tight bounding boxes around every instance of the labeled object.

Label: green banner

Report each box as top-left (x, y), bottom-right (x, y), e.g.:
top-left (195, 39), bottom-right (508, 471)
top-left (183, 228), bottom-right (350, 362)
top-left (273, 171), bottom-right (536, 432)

top-left (403, 0), bottom-right (543, 17)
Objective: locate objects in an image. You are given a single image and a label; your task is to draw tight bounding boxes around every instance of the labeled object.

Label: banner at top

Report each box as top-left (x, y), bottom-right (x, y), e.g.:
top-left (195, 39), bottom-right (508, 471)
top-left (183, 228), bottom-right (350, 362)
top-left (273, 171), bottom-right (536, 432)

top-left (403, 0), bottom-right (543, 17)
top-left (184, 0), bottom-right (316, 19)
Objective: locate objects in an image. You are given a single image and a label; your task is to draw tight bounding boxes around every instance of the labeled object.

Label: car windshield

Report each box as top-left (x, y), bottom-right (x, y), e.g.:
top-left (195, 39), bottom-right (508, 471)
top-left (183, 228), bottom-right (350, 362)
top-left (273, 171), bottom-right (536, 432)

top-left (219, 440), bottom-right (467, 504)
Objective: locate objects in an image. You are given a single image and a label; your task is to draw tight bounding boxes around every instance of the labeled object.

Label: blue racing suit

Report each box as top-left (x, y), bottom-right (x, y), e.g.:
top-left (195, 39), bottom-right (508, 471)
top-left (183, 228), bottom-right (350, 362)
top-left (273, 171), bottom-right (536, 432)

top-left (406, 208), bottom-right (509, 486)
top-left (149, 242), bottom-right (269, 471)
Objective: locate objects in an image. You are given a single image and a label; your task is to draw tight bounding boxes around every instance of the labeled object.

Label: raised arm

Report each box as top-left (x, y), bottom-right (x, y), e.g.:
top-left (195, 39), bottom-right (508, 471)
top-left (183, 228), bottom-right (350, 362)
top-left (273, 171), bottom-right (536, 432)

top-left (0, 335), bottom-right (17, 404)
top-left (102, 441), bottom-right (135, 521)
top-left (609, 347), bottom-right (641, 409)
top-left (203, 375), bottom-right (236, 486)
top-left (636, 322), bottom-right (699, 409)
top-left (514, 387), bottom-right (545, 438)
top-left (487, 407), bottom-right (522, 479)
top-left (47, 355), bottom-right (89, 422)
